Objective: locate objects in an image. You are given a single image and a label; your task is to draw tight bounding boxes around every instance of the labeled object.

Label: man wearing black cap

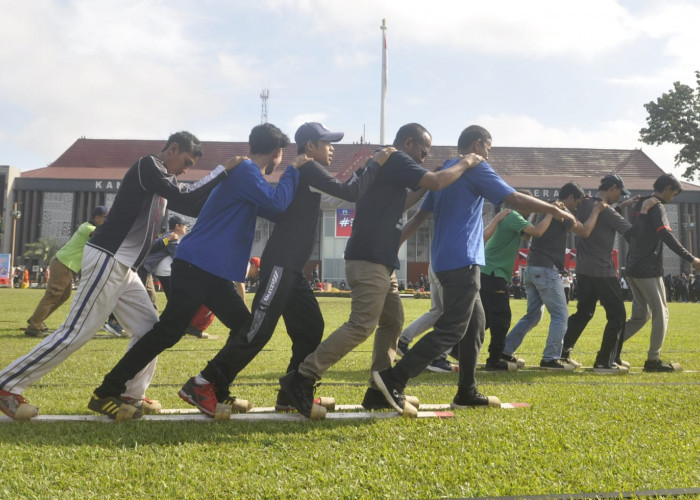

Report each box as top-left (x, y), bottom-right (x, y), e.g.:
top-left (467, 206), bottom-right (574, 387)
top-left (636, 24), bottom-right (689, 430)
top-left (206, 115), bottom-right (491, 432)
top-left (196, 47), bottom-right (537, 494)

top-left (24, 206), bottom-right (109, 337)
top-left (182, 122), bottom-right (394, 416)
top-left (560, 174), bottom-right (641, 373)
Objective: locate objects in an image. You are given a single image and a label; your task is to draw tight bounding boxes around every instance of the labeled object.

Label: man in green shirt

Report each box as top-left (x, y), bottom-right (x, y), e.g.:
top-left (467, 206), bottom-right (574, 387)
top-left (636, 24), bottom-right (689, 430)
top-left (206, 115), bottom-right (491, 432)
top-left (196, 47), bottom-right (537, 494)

top-left (24, 206), bottom-right (109, 337)
top-left (481, 190), bottom-right (555, 370)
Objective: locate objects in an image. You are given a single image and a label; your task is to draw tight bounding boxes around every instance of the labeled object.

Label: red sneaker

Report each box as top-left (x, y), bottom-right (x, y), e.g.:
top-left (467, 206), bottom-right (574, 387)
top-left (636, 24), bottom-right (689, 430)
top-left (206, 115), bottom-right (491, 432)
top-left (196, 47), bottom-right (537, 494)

top-left (178, 377), bottom-right (217, 416)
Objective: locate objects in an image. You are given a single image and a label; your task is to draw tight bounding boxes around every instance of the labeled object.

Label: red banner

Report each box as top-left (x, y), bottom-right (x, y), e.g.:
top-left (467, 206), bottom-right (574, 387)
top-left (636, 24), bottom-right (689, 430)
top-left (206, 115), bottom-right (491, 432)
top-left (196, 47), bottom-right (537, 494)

top-left (336, 208), bottom-right (355, 237)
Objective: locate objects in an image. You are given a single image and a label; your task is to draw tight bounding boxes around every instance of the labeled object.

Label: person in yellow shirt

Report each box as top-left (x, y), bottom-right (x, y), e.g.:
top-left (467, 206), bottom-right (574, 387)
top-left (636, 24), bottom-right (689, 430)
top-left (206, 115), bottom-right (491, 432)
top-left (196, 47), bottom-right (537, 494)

top-left (24, 206), bottom-right (109, 337)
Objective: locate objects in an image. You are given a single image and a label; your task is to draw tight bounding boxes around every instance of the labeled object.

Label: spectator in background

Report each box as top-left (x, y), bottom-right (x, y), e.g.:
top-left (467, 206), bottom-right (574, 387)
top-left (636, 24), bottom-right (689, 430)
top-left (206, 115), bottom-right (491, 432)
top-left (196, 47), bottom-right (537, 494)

top-left (24, 206), bottom-right (109, 337)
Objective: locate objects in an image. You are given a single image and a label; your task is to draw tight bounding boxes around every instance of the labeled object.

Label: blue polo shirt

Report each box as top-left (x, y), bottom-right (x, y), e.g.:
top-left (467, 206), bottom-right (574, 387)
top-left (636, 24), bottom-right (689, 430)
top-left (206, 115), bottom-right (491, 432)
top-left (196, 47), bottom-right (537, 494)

top-left (175, 160), bottom-right (299, 282)
top-left (421, 159), bottom-right (514, 272)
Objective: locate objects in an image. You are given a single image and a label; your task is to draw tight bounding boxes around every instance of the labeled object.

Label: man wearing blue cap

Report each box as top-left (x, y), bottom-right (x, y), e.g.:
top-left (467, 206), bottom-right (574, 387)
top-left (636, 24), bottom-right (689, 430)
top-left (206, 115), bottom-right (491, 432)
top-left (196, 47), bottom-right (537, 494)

top-left (24, 205), bottom-right (109, 337)
top-left (561, 174), bottom-right (641, 373)
top-left (178, 123), bottom-right (395, 417)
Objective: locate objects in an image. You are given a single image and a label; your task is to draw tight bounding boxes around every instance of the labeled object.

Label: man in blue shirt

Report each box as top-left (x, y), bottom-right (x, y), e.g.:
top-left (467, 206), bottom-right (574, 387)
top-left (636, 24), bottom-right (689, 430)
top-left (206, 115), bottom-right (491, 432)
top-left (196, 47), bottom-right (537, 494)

top-left (372, 126), bottom-right (575, 414)
top-left (278, 123), bottom-right (486, 419)
top-left (88, 123), bottom-right (303, 419)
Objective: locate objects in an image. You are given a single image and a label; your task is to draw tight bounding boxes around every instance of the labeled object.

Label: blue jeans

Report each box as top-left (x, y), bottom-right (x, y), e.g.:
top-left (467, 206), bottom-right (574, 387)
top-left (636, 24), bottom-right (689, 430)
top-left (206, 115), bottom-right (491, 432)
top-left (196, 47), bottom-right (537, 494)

top-left (504, 266), bottom-right (568, 362)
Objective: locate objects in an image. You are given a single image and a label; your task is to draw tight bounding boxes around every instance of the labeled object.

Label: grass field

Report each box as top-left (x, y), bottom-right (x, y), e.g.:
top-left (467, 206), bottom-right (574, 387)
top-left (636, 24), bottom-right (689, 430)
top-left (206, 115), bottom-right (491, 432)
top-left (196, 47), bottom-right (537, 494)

top-left (0, 288), bottom-right (698, 499)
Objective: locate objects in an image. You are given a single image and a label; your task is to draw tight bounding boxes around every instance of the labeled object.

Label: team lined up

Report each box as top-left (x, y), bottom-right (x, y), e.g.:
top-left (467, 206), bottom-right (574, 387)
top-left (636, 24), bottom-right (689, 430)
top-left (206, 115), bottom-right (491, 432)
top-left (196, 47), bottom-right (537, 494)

top-left (0, 122), bottom-right (695, 421)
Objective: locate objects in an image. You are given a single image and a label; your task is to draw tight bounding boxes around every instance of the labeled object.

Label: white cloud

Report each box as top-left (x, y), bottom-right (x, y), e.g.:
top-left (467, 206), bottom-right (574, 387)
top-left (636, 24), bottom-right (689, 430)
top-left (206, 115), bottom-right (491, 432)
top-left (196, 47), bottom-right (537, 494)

top-left (262, 0), bottom-right (640, 59)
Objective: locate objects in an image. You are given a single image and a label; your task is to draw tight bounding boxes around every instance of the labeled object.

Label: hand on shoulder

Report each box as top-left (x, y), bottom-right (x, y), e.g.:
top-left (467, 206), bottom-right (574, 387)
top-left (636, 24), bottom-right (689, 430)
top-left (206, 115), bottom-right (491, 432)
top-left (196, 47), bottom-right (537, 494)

top-left (224, 156), bottom-right (248, 172)
top-left (372, 146), bottom-right (396, 167)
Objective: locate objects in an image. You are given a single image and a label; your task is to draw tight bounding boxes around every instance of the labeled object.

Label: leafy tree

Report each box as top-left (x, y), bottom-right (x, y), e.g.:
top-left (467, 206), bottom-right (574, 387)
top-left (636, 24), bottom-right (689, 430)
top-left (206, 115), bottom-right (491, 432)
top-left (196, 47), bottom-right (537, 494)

top-left (23, 238), bottom-right (61, 266)
top-left (639, 70), bottom-right (700, 180)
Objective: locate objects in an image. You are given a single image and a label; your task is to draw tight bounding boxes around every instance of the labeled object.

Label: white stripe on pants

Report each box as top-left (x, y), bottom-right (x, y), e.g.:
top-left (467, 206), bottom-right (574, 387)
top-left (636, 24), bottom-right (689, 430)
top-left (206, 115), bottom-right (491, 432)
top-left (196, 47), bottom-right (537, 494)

top-left (0, 246), bottom-right (160, 398)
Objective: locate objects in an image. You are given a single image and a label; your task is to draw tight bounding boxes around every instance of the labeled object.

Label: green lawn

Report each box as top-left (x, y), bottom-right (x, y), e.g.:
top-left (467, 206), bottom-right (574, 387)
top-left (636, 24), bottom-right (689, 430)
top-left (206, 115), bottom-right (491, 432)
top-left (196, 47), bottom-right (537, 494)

top-left (0, 288), bottom-right (698, 499)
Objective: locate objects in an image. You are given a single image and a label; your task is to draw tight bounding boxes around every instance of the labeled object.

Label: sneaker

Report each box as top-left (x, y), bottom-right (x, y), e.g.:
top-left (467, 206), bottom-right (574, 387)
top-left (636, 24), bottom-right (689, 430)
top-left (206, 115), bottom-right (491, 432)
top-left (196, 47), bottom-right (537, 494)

top-left (396, 339), bottom-right (410, 357)
top-left (540, 359), bottom-right (576, 371)
top-left (615, 358), bottom-right (631, 369)
top-left (485, 358), bottom-right (517, 372)
top-left (593, 363), bottom-right (629, 374)
top-left (121, 396), bottom-right (162, 414)
top-left (501, 353), bottom-right (525, 369)
top-left (426, 357), bottom-right (455, 373)
top-left (24, 326), bottom-right (49, 338)
top-left (559, 356), bottom-right (582, 369)
top-left (643, 359), bottom-right (682, 373)
top-left (275, 389), bottom-right (328, 412)
top-left (87, 393), bottom-right (143, 420)
top-left (0, 389), bottom-right (39, 420)
top-left (371, 369), bottom-right (407, 413)
top-left (361, 387), bottom-right (420, 410)
top-left (102, 321), bottom-right (123, 337)
top-left (450, 390), bottom-right (501, 409)
top-left (184, 326), bottom-right (209, 339)
top-left (278, 370), bottom-right (322, 419)
top-left (178, 377), bottom-right (218, 416)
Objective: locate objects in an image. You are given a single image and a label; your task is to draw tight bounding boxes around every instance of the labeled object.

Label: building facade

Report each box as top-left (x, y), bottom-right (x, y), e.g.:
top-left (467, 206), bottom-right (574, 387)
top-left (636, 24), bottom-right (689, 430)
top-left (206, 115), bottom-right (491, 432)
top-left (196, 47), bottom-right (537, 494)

top-left (5, 139), bottom-right (700, 285)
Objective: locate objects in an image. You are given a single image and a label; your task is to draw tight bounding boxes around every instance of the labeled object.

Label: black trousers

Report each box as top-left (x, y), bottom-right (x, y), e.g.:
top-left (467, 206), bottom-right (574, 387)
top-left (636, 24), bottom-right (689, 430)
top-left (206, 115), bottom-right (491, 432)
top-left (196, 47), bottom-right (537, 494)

top-left (393, 265), bottom-right (484, 397)
top-left (480, 273), bottom-right (512, 361)
top-left (156, 275), bottom-right (172, 299)
top-left (562, 273), bottom-right (625, 366)
top-left (202, 266), bottom-right (324, 400)
top-left (95, 259), bottom-right (250, 398)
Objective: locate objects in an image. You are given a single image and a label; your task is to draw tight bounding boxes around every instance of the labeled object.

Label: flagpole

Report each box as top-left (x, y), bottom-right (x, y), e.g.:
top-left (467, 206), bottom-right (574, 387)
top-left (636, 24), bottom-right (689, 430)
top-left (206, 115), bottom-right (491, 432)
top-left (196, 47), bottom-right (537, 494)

top-left (380, 18), bottom-right (388, 145)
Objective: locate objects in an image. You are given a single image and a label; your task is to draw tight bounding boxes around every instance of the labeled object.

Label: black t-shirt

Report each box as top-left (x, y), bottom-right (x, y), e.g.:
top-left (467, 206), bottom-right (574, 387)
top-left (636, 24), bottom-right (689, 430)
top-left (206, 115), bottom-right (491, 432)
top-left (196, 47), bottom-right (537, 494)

top-left (626, 197), bottom-right (694, 278)
top-left (344, 151), bottom-right (427, 269)
top-left (527, 214), bottom-right (571, 272)
top-left (259, 159), bottom-right (379, 277)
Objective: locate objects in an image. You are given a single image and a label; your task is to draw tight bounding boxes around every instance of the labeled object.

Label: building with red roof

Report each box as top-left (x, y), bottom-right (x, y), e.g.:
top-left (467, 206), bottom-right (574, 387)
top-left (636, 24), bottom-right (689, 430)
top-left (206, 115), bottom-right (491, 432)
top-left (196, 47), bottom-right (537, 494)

top-left (3, 138), bottom-right (700, 284)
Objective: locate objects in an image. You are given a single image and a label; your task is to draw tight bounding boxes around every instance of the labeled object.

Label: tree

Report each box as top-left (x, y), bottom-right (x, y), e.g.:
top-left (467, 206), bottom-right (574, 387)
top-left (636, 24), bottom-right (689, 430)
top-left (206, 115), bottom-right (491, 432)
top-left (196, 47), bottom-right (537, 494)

top-left (23, 238), bottom-right (61, 267)
top-left (639, 70), bottom-right (700, 180)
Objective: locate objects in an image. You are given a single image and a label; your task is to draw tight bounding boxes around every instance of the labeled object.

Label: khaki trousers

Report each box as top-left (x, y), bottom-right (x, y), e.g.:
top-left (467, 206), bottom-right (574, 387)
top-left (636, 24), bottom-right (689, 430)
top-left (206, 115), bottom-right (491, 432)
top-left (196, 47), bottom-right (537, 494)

top-left (28, 257), bottom-right (75, 329)
top-left (298, 260), bottom-right (404, 384)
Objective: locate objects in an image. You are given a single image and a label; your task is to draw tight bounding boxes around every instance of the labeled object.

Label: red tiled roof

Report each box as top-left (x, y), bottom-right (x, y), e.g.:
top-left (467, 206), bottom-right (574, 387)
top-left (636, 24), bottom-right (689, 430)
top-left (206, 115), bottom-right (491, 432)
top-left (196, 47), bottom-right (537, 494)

top-left (21, 138), bottom-right (699, 191)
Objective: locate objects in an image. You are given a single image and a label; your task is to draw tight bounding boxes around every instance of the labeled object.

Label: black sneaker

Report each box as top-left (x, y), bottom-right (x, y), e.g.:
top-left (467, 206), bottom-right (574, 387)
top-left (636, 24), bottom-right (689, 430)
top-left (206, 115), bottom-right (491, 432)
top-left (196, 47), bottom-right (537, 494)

top-left (361, 387), bottom-right (393, 410)
top-left (371, 369), bottom-right (406, 413)
top-left (593, 362), bottom-right (629, 374)
top-left (450, 391), bottom-right (501, 409)
top-left (643, 359), bottom-right (682, 373)
top-left (24, 326), bottom-right (48, 338)
top-left (539, 359), bottom-right (575, 371)
top-left (278, 370), bottom-right (324, 419)
top-left (396, 340), bottom-right (409, 357)
top-left (426, 358), bottom-right (455, 373)
top-left (184, 326), bottom-right (209, 339)
top-left (485, 358), bottom-right (517, 371)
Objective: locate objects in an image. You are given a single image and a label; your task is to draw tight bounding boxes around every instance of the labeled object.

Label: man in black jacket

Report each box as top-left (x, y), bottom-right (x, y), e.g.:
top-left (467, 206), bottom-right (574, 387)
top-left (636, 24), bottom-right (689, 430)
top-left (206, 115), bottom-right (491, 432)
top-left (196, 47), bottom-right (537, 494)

top-left (619, 174), bottom-right (700, 372)
top-left (0, 132), bottom-right (241, 421)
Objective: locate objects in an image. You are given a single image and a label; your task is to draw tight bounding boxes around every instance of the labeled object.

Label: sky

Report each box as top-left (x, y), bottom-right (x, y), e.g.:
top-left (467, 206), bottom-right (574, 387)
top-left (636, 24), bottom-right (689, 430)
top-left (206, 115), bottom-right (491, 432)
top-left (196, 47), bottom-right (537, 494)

top-left (1, 0), bottom-right (699, 181)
